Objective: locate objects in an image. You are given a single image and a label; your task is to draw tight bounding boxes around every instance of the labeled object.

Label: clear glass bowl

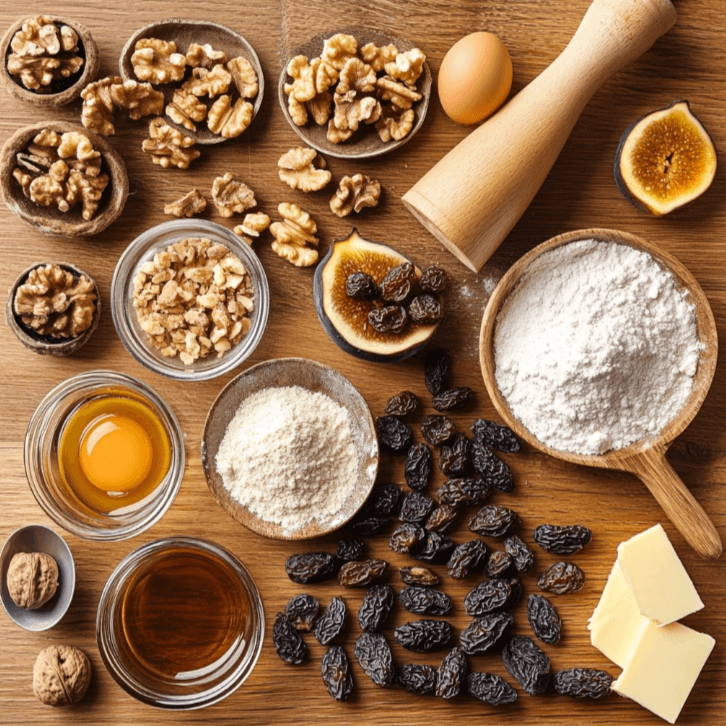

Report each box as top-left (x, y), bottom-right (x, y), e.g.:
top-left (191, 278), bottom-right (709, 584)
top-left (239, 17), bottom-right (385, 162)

top-left (111, 219), bottom-right (270, 381)
top-left (25, 370), bottom-right (184, 541)
top-left (96, 536), bottom-right (264, 709)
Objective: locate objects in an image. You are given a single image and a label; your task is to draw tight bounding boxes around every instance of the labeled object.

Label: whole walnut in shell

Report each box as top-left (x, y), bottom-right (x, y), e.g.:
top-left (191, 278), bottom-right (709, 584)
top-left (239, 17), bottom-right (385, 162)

top-left (7, 552), bottom-right (58, 609)
top-left (33, 645), bottom-right (91, 706)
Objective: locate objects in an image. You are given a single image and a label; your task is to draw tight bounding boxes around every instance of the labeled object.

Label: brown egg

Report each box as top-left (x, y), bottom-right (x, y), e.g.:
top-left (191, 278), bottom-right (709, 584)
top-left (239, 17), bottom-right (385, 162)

top-left (438, 32), bottom-right (513, 125)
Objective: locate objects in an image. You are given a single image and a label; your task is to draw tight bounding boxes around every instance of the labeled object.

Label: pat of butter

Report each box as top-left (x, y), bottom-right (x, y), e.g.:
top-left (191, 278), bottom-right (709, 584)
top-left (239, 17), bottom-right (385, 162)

top-left (617, 524), bottom-right (704, 626)
top-left (612, 621), bottom-right (715, 724)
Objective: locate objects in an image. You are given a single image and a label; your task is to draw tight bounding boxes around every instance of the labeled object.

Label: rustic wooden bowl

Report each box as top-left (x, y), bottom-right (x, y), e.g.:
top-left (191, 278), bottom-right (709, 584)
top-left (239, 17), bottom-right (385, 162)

top-left (480, 228), bottom-right (721, 560)
top-left (278, 28), bottom-right (431, 160)
top-left (119, 19), bottom-right (264, 145)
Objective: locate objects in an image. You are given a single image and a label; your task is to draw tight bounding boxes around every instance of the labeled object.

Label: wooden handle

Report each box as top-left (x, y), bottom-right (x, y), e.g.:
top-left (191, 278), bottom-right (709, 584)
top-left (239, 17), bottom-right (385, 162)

top-left (618, 447), bottom-right (723, 560)
top-left (402, 0), bottom-right (677, 272)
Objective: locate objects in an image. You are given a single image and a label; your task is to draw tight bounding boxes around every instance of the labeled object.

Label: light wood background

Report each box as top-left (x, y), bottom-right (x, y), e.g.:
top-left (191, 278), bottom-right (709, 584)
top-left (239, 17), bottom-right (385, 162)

top-left (1, 1), bottom-right (725, 724)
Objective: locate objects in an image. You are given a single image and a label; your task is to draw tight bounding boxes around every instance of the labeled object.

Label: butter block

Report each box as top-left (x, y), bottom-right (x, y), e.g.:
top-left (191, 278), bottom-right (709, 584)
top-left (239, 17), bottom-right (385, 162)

top-left (617, 524), bottom-right (704, 626)
top-left (612, 621), bottom-right (715, 724)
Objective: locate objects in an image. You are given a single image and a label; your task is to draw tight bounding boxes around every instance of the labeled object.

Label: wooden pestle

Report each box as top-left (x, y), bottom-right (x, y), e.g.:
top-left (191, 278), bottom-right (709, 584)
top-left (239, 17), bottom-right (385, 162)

top-left (402, 0), bottom-right (677, 272)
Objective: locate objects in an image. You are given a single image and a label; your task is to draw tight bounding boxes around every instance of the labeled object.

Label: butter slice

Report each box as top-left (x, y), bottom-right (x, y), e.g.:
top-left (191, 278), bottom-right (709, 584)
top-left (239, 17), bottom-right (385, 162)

top-left (617, 524), bottom-right (704, 626)
top-left (612, 621), bottom-right (715, 724)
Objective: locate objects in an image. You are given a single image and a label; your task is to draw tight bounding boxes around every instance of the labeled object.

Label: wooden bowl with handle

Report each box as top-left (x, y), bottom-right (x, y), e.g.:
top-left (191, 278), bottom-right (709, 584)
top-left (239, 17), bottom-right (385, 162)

top-left (479, 228), bottom-right (722, 560)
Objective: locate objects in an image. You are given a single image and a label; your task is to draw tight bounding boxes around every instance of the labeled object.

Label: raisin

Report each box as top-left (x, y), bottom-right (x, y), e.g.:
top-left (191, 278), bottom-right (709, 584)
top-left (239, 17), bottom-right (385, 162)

top-left (438, 433), bottom-right (472, 476)
top-left (436, 647), bottom-right (467, 699)
top-left (527, 594), bottom-right (562, 645)
top-left (361, 483), bottom-right (403, 517)
top-left (399, 586), bottom-right (452, 616)
top-left (346, 271), bottom-right (378, 299)
top-left (337, 538), bottom-right (364, 562)
top-left (506, 577), bottom-right (524, 608)
top-left (405, 443), bottom-right (432, 491)
top-left (398, 664), bottom-right (438, 695)
top-left (339, 559), bottom-right (389, 587)
top-left (408, 294), bottom-right (444, 324)
top-left (273, 612), bottom-right (307, 664)
top-left (284, 594), bottom-right (319, 631)
top-left (420, 266), bottom-right (448, 293)
top-left (471, 418), bottom-right (521, 453)
top-left (400, 491), bottom-right (435, 523)
top-left (424, 348), bottom-right (451, 395)
top-left (412, 532), bottom-right (455, 564)
top-left (394, 620), bottom-right (454, 652)
top-left (437, 477), bottom-right (490, 508)
top-left (467, 672), bottom-right (518, 705)
top-left (485, 551), bottom-right (514, 579)
top-left (426, 505), bottom-right (458, 533)
top-left (471, 441), bottom-right (514, 492)
top-left (469, 505), bottom-right (520, 538)
top-left (321, 645), bottom-right (354, 701)
top-left (346, 515), bottom-right (391, 537)
top-left (285, 552), bottom-right (338, 584)
top-left (399, 566), bottom-right (439, 587)
top-left (385, 390), bottom-right (419, 417)
top-left (313, 596), bottom-right (347, 645)
top-left (538, 562), bottom-right (585, 594)
top-left (505, 534), bottom-right (535, 573)
top-left (379, 261), bottom-right (416, 303)
top-left (460, 613), bottom-right (513, 655)
top-left (533, 524), bottom-right (593, 554)
top-left (447, 540), bottom-right (488, 579)
top-left (502, 635), bottom-right (551, 696)
top-left (354, 632), bottom-right (395, 687)
top-left (389, 522), bottom-right (426, 554)
top-left (553, 668), bottom-right (613, 699)
top-left (376, 415), bottom-right (413, 451)
top-left (432, 387), bottom-right (475, 412)
top-left (368, 304), bottom-right (408, 334)
top-left (421, 414), bottom-right (456, 446)
top-left (464, 579), bottom-right (514, 616)
top-left (358, 584), bottom-right (395, 632)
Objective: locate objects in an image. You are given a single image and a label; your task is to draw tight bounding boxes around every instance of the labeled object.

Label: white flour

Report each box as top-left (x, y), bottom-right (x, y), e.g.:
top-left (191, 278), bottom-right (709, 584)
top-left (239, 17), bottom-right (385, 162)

top-left (494, 240), bottom-right (702, 455)
top-left (216, 385), bottom-right (358, 532)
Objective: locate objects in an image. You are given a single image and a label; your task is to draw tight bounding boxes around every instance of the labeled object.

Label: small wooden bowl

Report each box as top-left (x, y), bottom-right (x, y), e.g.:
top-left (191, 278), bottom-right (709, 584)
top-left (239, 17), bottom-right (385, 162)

top-left (0, 16), bottom-right (99, 107)
top-left (278, 28), bottom-right (431, 160)
top-left (0, 121), bottom-right (128, 237)
top-left (119, 19), bottom-right (264, 145)
top-left (480, 228), bottom-right (721, 559)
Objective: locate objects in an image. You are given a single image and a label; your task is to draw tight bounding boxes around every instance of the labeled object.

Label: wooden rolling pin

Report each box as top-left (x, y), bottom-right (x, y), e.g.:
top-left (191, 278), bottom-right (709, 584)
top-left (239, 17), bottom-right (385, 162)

top-left (402, 0), bottom-right (677, 272)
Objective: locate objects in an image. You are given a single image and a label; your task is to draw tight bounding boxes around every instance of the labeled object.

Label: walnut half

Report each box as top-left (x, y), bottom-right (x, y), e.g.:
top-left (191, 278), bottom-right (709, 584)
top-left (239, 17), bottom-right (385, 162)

top-left (270, 203), bottom-right (319, 267)
top-left (330, 174), bottom-right (381, 217)
top-left (278, 147), bottom-right (331, 192)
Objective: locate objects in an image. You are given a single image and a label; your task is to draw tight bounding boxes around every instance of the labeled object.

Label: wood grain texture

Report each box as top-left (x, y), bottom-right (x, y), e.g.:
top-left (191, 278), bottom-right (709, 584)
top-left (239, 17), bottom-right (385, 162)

top-left (1, 1), bottom-right (725, 724)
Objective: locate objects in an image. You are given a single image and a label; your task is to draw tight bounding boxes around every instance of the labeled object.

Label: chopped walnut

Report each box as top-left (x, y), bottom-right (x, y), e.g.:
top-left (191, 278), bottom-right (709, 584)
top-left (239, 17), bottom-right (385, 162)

top-left (376, 106), bottom-right (415, 142)
top-left (376, 75), bottom-right (422, 109)
top-left (334, 91), bottom-right (379, 132)
top-left (207, 95), bottom-right (253, 138)
top-left (142, 117), bottom-right (200, 169)
top-left (131, 38), bottom-right (187, 85)
top-left (14, 264), bottom-right (96, 338)
top-left (360, 42), bottom-right (398, 73)
top-left (278, 147), bottom-right (331, 192)
top-left (166, 89), bottom-right (207, 131)
top-left (227, 56), bottom-right (259, 98)
top-left (164, 188), bottom-right (207, 217)
top-left (330, 174), bottom-right (381, 217)
top-left (337, 58), bottom-right (376, 95)
top-left (306, 91), bottom-right (332, 126)
top-left (211, 173), bottom-right (256, 217)
top-left (327, 119), bottom-right (353, 144)
top-left (186, 42), bottom-right (227, 69)
top-left (321, 33), bottom-right (358, 71)
top-left (233, 211), bottom-right (271, 245)
top-left (384, 48), bottom-right (426, 87)
top-left (182, 64), bottom-right (231, 97)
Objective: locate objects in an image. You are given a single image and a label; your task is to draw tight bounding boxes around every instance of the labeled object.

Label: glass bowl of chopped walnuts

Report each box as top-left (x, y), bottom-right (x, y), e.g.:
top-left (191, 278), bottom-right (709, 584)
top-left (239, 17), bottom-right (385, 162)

top-left (111, 219), bottom-right (269, 381)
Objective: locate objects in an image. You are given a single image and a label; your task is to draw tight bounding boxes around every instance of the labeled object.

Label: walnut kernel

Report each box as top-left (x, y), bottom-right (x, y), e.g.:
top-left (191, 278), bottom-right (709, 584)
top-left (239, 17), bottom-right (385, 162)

top-left (330, 174), bottom-right (381, 217)
top-left (270, 203), bottom-right (319, 267)
top-left (207, 95), bottom-right (253, 138)
top-left (376, 75), bottom-right (422, 109)
top-left (33, 645), bottom-right (91, 707)
top-left (164, 188), bottom-right (206, 218)
top-left (182, 64), bottom-right (231, 97)
top-left (337, 58), bottom-right (376, 95)
top-left (278, 147), bottom-right (331, 192)
top-left (131, 38), bottom-right (186, 84)
top-left (186, 42), bottom-right (227, 69)
top-left (227, 56), bottom-right (259, 98)
top-left (233, 212), bottom-right (271, 245)
top-left (360, 42), bottom-right (398, 73)
top-left (321, 33), bottom-right (358, 71)
top-left (7, 552), bottom-right (58, 609)
top-left (142, 117), bottom-right (200, 169)
top-left (306, 91), bottom-right (332, 126)
top-left (166, 89), bottom-right (207, 131)
top-left (384, 48), bottom-right (426, 87)
top-left (376, 107), bottom-right (415, 142)
top-left (333, 91), bottom-right (379, 132)
top-left (211, 173), bottom-right (256, 217)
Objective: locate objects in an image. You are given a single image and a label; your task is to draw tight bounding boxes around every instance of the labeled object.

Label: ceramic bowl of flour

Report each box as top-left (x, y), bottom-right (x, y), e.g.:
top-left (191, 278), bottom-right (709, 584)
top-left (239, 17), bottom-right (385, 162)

top-left (201, 357), bottom-right (379, 540)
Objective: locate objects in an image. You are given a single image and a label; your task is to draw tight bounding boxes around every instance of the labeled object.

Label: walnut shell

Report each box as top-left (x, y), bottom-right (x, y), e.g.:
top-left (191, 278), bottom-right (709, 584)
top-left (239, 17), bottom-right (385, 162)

top-left (33, 645), bottom-right (91, 706)
top-left (7, 552), bottom-right (59, 609)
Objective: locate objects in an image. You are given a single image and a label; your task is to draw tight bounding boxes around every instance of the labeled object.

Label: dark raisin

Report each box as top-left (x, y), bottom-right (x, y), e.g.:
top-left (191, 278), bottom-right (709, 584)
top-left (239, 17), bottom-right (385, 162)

top-left (405, 443), bottom-right (432, 491)
top-left (421, 414), bottom-right (456, 446)
top-left (361, 483), bottom-right (403, 517)
top-left (420, 266), bottom-right (448, 293)
top-left (411, 532), bottom-right (455, 564)
top-left (284, 594), bottom-right (319, 631)
top-left (426, 505), bottom-right (458, 533)
top-left (506, 577), bottom-right (524, 608)
top-left (537, 562), bottom-right (585, 594)
top-left (432, 387), bottom-right (475, 412)
top-left (424, 348), bottom-right (451, 395)
top-left (389, 522), bottom-right (426, 554)
top-left (467, 672), bottom-right (518, 705)
top-left (394, 620), bottom-right (454, 652)
top-left (533, 524), bottom-right (593, 554)
top-left (505, 535), bottom-right (535, 573)
top-left (313, 596), bottom-right (347, 645)
top-left (460, 613), bottom-right (514, 655)
top-left (285, 552), bottom-right (338, 584)
top-left (398, 664), bottom-right (438, 695)
top-left (438, 433), bottom-right (472, 476)
top-left (527, 594), bottom-right (562, 645)
top-left (485, 551), bottom-right (514, 579)
top-left (358, 584), bottom-right (395, 632)
top-left (346, 515), bottom-right (391, 537)
top-left (437, 477), bottom-right (490, 508)
top-left (464, 579), bottom-right (514, 616)
top-left (339, 559), bottom-right (389, 587)
top-left (399, 586), bottom-right (452, 616)
top-left (502, 635), bottom-right (551, 695)
top-left (354, 632), bottom-right (395, 687)
top-left (345, 271), bottom-right (378, 299)
top-left (471, 419), bottom-right (521, 453)
top-left (553, 668), bottom-right (613, 699)
top-left (376, 415), bottom-right (413, 451)
top-left (368, 304), bottom-right (408, 334)
top-left (385, 390), bottom-right (419, 417)
top-left (399, 491), bottom-right (435, 523)
top-left (379, 261), bottom-right (416, 303)
top-left (447, 540), bottom-right (488, 579)
top-left (321, 645), bottom-right (354, 701)
top-left (337, 538), bottom-right (364, 562)
top-left (436, 647), bottom-right (467, 699)
top-left (273, 612), bottom-right (307, 664)
top-left (408, 294), bottom-right (444, 324)
top-left (471, 441), bottom-right (514, 492)
top-left (399, 566), bottom-right (439, 587)
top-left (469, 505), bottom-right (520, 538)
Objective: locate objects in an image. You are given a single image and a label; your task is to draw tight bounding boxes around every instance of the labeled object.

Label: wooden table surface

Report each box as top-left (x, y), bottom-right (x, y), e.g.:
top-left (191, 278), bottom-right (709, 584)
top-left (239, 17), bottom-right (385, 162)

top-left (1, 0), bottom-right (725, 724)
